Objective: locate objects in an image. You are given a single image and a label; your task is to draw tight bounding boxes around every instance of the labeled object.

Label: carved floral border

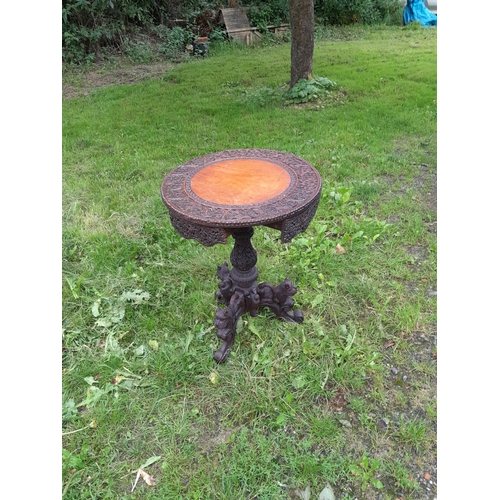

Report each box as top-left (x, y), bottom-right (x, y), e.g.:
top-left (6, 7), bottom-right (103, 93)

top-left (161, 149), bottom-right (322, 231)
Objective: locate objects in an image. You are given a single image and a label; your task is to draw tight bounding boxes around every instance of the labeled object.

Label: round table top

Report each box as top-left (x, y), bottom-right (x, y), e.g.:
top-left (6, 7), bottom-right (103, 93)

top-left (161, 149), bottom-right (322, 230)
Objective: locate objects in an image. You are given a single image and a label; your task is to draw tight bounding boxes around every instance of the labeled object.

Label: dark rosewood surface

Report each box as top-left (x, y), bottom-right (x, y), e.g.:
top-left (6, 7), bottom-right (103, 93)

top-left (161, 149), bottom-right (322, 362)
top-left (161, 149), bottom-right (321, 244)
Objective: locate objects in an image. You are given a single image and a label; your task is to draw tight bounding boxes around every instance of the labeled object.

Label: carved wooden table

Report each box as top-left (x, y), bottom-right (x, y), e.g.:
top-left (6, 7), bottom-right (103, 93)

top-left (161, 149), bottom-right (322, 363)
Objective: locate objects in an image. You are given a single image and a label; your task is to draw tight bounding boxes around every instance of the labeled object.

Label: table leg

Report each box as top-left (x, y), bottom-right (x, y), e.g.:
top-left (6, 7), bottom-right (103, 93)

top-left (213, 227), bottom-right (304, 363)
top-left (213, 290), bottom-right (246, 363)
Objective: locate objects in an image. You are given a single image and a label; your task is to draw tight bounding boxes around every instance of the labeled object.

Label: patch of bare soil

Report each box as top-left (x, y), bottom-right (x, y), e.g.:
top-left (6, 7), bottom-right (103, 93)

top-left (63, 61), bottom-right (175, 99)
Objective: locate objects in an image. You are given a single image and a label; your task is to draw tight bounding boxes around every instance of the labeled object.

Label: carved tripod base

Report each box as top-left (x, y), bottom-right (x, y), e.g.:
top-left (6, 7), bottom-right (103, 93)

top-left (213, 227), bottom-right (304, 363)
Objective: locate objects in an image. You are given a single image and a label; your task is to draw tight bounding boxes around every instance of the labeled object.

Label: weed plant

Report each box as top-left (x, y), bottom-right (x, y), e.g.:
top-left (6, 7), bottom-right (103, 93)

top-left (63, 26), bottom-right (436, 499)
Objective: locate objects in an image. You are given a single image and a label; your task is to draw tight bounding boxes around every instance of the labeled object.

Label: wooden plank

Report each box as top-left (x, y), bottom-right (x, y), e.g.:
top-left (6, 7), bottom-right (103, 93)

top-left (218, 8), bottom-right (289, 45)
top-left (226, 27), bottom-right (258, 34)
top-left (226, 25), bottom-right (289, 34)
top-left (219, 7), bottom-right (253, 44)
top-left (219, 8), bottom-right (251, 32)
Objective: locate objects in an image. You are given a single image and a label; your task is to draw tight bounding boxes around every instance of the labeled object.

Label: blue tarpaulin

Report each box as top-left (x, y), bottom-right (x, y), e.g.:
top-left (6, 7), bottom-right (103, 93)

top-left (403, 0), bottom-right (437, 27)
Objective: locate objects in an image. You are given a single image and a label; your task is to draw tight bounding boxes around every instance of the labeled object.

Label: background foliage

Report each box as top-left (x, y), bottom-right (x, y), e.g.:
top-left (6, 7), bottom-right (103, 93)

top-left (62, 0), bottom-right (405, 64)
top-left (315, 0), bottom-right (403, 26)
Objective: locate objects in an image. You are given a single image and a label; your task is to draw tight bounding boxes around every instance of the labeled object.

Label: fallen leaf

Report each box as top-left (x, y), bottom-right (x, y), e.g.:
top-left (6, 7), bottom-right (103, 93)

top-left (338, 419), bottom-right (352, 427)
top-left (209, 371), bottom-right (219, 384)
top-left (335, 244), bottom-right (346, 254)
top-left (112, 375), bottom-right (126, 385)
top-left (91, 301), bottom-right (100, 317)
top-left (139, 469), bottom-right (156, 487)
top-left (121, 289), bottom-right (151, 304)
top-left (319, 482), bottom-right (335, 500)
top-left (424, 472), bottom-right (431, 481)
top-left (384, 340), bottom-right (395, 349)
top-left (294, 485), bottom-right (311, 500)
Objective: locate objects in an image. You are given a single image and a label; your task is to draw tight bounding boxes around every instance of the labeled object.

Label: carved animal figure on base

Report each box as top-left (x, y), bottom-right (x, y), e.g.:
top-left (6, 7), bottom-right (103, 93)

top-left (216, 262), bottom-right (233, 304)
top-left (257, 279), bottom-right (304, 323)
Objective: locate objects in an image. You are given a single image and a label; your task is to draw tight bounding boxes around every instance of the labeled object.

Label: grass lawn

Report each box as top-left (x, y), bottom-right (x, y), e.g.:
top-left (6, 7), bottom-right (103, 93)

top-left (62, 25), bottom-right (437, 500)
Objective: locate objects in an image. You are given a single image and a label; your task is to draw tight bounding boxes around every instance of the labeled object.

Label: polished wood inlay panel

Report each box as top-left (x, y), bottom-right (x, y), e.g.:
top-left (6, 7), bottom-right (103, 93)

top-left (190, 159), bottom-right (291, 205)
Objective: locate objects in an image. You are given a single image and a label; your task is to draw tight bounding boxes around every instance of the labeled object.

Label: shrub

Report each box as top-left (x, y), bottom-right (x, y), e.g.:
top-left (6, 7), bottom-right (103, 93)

top-left (314, 0), bottom-right (403, 26)
top-left (154, 25), bottom-right (190, 59)
top-left (286, 76), bottom-right (337, 104)
top-left (62, 0), bottom-right (218, 64)
top-left (246, 0), bottom-right (289, 28)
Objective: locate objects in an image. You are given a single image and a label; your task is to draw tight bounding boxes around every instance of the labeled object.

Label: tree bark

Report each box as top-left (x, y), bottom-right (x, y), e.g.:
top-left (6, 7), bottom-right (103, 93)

top-left (289, 0), bottom-right (315, 89)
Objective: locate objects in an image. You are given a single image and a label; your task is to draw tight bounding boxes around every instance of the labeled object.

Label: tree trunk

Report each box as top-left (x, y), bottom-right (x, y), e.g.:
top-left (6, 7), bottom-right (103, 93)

top-left (289, 0), bottom-right (314, 89)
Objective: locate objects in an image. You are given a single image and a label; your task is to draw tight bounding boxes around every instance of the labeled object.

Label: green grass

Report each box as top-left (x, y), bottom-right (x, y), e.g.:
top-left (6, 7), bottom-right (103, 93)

top-left (63, 25), bottom-right (436, 499)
